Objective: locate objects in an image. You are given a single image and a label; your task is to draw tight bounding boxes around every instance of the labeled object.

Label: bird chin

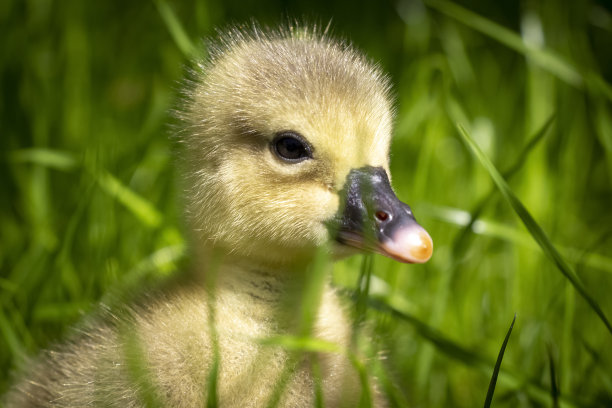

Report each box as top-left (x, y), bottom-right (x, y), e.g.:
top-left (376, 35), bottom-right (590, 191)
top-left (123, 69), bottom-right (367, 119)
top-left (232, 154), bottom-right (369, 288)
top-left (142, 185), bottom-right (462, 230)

top-left (330, 240), bottom-right (364, 261)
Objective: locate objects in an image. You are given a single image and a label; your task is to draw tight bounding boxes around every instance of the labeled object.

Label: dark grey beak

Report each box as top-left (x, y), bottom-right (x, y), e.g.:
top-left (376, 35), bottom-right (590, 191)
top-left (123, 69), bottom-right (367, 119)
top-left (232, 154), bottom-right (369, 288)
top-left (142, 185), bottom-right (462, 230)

top-left (333, 166), bottom-right (433, 264)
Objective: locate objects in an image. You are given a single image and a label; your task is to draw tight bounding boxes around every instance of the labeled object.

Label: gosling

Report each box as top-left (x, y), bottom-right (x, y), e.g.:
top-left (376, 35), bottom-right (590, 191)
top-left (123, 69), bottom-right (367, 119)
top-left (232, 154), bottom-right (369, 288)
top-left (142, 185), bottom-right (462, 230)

top-left (4, 24), bottom-right (433, 407)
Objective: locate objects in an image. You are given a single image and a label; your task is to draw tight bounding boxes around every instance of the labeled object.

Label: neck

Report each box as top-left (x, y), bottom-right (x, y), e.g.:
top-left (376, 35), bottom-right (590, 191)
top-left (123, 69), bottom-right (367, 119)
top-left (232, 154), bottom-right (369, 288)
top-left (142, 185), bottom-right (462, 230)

top-left (190, 246), bottom-right (324, 332)
top-left (182, 243), bottom-right (352, 352)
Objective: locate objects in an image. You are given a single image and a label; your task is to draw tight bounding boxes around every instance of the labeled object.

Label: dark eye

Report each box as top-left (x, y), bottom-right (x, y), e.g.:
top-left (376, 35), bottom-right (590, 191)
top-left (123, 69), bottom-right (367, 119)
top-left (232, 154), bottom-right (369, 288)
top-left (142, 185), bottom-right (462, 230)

top-left (272, 132), bottom-right (312, 163)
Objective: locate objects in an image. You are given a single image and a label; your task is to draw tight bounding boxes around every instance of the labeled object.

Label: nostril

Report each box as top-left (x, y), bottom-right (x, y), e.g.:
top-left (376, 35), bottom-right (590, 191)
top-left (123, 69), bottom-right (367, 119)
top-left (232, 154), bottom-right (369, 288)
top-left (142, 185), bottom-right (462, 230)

top-left (375, 210), bottom-right (390, 222)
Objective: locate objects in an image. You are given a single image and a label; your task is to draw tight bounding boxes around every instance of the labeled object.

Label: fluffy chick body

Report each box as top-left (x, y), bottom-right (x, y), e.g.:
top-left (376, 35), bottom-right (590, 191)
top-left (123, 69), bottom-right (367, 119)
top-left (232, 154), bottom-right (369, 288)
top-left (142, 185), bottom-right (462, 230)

top-left (8, 269), bottom-right (361, 407)
top-left (5, 25), bottom-right (396, 407)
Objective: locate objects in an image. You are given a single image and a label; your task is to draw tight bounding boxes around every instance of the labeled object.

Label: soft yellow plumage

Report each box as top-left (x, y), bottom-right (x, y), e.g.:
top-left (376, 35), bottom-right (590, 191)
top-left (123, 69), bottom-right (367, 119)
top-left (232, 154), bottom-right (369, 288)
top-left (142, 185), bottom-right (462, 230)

top-left (180, 26), bottom-right (394, 269)
top-left (4, 24), bottom-right (432, 407)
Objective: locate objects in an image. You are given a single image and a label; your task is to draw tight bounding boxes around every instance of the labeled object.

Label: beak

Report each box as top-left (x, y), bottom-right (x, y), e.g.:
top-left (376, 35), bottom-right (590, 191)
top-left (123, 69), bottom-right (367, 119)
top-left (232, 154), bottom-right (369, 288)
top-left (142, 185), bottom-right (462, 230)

top-left (333, 166), bottom-right (433, 264)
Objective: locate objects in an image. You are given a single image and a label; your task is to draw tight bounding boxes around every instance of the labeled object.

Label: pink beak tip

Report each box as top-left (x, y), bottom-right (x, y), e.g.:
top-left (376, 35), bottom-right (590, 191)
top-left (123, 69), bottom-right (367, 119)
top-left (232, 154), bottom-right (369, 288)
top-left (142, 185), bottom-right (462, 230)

top-left (379, 225), bottom-right (433, 264)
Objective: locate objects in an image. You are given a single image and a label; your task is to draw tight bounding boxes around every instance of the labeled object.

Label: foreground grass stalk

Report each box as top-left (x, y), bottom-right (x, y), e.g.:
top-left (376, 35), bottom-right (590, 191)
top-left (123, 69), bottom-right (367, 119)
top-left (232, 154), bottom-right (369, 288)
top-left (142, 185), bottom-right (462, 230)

top-left (457, 124), bottom-right (612, 336)
top-left (451, 115), bottom-right (554, 259)
top-left (121, 325), bottom-right (165, 408)
top-left (483, 314), bottom-right (515, 408)
top-left (363, 295), bottom-right (582, 407)
top-left (548, 346), bottom-right (560, 408)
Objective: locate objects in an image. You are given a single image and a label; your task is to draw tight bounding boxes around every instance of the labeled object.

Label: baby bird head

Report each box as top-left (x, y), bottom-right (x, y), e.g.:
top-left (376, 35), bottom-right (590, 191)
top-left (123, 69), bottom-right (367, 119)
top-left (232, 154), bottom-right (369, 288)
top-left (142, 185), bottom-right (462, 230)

top-left (179, 25), bottom-right (432, 270)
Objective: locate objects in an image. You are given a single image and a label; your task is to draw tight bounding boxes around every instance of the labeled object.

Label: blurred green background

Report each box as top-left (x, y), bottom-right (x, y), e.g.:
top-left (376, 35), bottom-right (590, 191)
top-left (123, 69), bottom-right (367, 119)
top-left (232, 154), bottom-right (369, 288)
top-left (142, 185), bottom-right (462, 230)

top-left (1, 0), bottom-right (612, 406)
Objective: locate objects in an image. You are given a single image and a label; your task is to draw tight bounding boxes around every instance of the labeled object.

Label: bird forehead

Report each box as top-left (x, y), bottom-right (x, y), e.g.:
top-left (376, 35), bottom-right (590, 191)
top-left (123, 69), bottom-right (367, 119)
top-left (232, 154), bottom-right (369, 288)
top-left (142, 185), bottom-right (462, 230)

top-left (211, 37), bottom-right (392, 119)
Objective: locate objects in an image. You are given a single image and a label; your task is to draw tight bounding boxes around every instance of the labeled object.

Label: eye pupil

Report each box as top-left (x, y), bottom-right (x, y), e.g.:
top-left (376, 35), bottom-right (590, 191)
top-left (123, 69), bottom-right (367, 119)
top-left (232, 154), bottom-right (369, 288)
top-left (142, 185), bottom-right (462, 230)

top-left (278, 137), bottom-right (303, 158)
top-left (273, 132), bottom-right (311, 162)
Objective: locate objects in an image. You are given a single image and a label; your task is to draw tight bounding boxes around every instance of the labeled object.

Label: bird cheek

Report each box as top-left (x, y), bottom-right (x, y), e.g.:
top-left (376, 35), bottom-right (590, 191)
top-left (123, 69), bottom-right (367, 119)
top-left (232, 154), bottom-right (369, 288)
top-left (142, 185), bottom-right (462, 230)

top-left (315, 187), bottom-right (340, 243)
top-left (314, 185), bottom-right (340, 223)
top-left (295, 184), bottom-right (339, 240)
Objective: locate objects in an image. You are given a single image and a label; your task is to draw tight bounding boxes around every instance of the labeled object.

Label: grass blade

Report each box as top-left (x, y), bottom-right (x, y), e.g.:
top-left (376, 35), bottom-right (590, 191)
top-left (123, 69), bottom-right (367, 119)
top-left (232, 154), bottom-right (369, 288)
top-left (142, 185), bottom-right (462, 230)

top-left (365, 296), bottom-right (487, 367)
top-left (298, 247), bottom-right (330, 336)
top-left (426, 0), bottom-right (612, 102)
top-left (425, 0), bottom-right (612, 103)
top-left (9, 149), bottom-right (77, 171)
top-left (425, 0), bottom-right (580, 85)
top-left (362, 295), bottom-right (583, 407)
top-left (259, 335), bottom-right (341, 354)
top-left (354, 255), bottom-right (374, 330)
top-left (95, 170), bottom-right (163, 228)
top-left (422, 204), bottom-right (612, 275)
top-left (204, 251), bottom-right (223, 408)
top-left (206, 348), bottom-right (219, 408)
top-left (154, 0), bottom-right (196, 57)
top-left (0, 309), bottom-right (25, 362)
top-left (312, 356), bottom-right (324, 408)
top-left (483, 314), bottom-right (516, 408)
top-left (121, 325), bottom-right (165, 408)
top-left (548, 346), bottom-right (560, 408)
top-left (457, 124), bottom-right (612, 335)
top-left (262, 247), bottom-right (331, 408)
top-left (499, 115), bottom-right (555, 180)
top-left (452, 114), bottom-right (555, 259)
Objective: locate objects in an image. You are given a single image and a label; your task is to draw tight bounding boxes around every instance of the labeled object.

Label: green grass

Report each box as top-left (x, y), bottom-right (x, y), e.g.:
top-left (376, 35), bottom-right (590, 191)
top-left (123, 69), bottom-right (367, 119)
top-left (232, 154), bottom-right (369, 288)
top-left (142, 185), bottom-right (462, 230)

top-left (483, 314), bottom-right (515, 408)
top-left (1, 0), bottom-right (612, 407)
